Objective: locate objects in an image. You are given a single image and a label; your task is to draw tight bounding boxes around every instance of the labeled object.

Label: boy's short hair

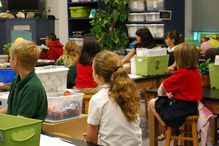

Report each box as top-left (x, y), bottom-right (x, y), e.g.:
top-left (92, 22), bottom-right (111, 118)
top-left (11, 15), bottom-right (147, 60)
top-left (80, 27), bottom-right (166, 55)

top-left (174, 43), bottom-right (198, 69)
top-left (46, 33), bottom-right (57, 41)
top-left (10, 40), bottom-right (41, 69)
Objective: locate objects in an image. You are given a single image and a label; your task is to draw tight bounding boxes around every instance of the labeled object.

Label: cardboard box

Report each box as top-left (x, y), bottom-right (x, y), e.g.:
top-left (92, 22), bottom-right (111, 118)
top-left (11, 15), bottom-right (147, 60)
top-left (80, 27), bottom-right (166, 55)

top-left (42, 114), bottom-right (87, 140)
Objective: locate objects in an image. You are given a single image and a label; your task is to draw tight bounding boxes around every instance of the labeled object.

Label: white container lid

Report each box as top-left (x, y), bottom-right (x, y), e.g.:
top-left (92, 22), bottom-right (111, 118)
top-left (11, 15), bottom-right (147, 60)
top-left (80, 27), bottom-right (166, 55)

top-left (35, 66), bottom-right (69, 74)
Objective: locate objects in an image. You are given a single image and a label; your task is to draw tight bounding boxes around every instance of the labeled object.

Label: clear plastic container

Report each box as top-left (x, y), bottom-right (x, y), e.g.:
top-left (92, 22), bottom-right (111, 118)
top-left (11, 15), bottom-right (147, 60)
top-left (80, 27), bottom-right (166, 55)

top-left (145, 12), bottom-right (161, 22)
top-left (126, 24), bottom-right (145, 37)
top-left (46, 91), bottom-right (84, 122)
top-left (0, 92), bottom-right (9, 110)
top-left (129, 0), bottom-right (146, 12)
top-left (145, 24), bottom-right (164, 38)
top-left (146, 0), bottom-right (164, 11)
top-left (35, 66), bottom-right (69, 92)
top-left (128, 13), bottom-right (145, 22)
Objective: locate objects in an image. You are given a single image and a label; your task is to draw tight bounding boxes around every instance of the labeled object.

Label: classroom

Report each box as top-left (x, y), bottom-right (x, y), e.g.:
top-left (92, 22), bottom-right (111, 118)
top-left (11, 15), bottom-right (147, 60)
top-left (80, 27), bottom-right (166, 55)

top-left (0, 0), bottom-right (219, 146)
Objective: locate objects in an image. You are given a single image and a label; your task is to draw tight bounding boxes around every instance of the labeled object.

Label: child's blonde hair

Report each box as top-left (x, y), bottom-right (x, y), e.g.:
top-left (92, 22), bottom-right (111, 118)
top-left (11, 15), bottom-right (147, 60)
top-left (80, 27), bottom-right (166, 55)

top-left (93, 51), bottom-right (140, 122)
top-left (10, 40), bottom-right (41, 69)
top-left (174, 43), bottom-right (198, 69)
top-left (57, 41), bottom-right (79, 67)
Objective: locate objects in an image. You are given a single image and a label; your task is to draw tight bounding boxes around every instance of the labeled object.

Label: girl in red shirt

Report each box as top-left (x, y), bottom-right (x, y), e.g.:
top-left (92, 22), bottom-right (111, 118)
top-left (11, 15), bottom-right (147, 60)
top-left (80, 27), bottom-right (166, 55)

top-left (149, 43), bottom-right (202, 138)
top-left (75, 35), bottom-right (100, 94)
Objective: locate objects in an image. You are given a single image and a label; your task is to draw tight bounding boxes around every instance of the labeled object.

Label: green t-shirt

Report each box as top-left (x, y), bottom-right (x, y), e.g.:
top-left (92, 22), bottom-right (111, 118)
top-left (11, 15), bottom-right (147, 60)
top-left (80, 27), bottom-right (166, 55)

top-left (7, 70), bottom-right (48, 120)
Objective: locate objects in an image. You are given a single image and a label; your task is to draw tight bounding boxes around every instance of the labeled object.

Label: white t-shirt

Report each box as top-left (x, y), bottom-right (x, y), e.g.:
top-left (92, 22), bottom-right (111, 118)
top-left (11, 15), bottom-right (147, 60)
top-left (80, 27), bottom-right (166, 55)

top-left (87, 84), bottom-right (142, 146)
top-left (167, 46), bottom-right (176, 52)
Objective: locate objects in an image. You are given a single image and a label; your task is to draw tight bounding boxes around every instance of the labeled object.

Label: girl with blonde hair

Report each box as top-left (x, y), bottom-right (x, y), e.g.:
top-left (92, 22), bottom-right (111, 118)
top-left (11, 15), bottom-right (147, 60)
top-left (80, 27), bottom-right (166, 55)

top-left (56, 40), bottom-right (79, 67)
top-left (85, 51), bottom-right (142, 145)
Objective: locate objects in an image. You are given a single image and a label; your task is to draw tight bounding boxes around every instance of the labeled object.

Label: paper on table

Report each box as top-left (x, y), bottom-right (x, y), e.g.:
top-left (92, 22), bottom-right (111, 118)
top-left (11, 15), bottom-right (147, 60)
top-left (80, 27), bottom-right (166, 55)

top-left (40, 134), bottom-right (76, 146)
top-left (128, 74), bottom-right (144, 79)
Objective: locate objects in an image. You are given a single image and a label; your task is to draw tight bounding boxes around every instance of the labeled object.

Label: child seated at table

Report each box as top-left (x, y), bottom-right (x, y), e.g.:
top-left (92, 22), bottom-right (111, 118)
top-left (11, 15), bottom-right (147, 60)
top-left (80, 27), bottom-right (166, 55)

top-left (75, 35), bottom-right (100, 94)
top-left (149, 43), bottom-right (202, 140)
top-left (55, 40), bottom-right (80, 88)
top-left (0, 40), bottom-right (48, 120)
top-left (85, 51), bottom-right (142, 145)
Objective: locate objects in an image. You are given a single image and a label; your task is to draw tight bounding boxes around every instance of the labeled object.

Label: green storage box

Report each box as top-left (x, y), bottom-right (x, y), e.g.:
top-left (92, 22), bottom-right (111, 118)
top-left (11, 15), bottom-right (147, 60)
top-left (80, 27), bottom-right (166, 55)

top-left (135, 55), bottom-right (169, 76)
top-left (69, 7), bottom-right (90, 18)
top-left (209, 63), bottom-right (219, 89)
top-left (0, 114), bottom-right (42, 146)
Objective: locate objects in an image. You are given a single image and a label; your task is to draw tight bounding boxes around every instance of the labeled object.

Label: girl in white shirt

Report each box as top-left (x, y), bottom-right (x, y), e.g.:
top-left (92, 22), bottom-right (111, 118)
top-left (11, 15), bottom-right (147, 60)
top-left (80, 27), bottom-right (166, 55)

top-left (85, 51), bottom-right (142, 146)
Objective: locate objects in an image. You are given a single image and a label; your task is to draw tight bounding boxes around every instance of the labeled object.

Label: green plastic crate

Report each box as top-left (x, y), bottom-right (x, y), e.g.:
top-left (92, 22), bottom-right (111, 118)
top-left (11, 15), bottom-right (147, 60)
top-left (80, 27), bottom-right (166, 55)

top-left (135, 55), bottom-right (169, 76)
top-left (209, 63), bottom-right (219, 89)
top-left (69, 7), bottom-right (90, 18)
top-left (0, 114), bottom-right (42, 146)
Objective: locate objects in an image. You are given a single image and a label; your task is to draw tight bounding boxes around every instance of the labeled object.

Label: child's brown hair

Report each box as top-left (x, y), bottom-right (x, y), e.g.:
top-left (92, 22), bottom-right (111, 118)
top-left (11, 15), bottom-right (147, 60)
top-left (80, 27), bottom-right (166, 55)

top-left (174, 43), bottom-right (198, 69)
top-left (166, 30), bottom-right (184, 45)
top-left (93, 51), bottom-right (140, 122)
top-left (10, 40), bottom-right (41, 69)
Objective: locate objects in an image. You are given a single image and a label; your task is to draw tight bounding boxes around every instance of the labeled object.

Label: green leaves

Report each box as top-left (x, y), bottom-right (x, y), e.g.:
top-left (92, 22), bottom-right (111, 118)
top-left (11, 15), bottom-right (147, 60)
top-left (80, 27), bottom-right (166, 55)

top-left (3, 43), bottom-right (12, 55)
top-left (90, 0), bottom-right (129, 51)
top-left (199, 58), bottom-right (211, 75)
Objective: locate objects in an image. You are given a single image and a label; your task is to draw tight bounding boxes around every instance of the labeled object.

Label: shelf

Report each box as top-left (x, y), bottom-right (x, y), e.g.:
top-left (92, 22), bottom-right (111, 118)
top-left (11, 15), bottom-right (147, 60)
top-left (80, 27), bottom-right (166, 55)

top-left (129, 37), bottom-right (164, 40)
top-left (68, 1), bottom-right (98, 6)
top-left (68, 18), bottom-right (93, 20)
top-left (126, 21), bottom-right (164, 24)
top-left (129, 10), bottom-right (160, 13)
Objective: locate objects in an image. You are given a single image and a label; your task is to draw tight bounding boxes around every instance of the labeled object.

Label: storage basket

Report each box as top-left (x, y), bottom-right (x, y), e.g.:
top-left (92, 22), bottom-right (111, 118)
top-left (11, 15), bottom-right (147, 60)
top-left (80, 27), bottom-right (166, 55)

top-left (135, 55), bottom-right (168, 76)
top-left (209, 64), bottom-right (219, 89)
top-left (0, 114), bottom-right (42, 146)
top-left (0, 68), bottom-right (16, 83)
top-left (69, 7), bottom-right (90, 18)
top-left (145, 24), bottom-right (164, 38)
top-left (126, 24), bottom-right (145, 37)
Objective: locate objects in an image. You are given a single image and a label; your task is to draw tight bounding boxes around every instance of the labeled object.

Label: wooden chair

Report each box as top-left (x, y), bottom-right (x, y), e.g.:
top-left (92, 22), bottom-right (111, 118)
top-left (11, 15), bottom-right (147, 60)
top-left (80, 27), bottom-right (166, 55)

top-left (165, 115), bottom-right (199, 146)
top-left (83, 94), bottom-right (93, 114)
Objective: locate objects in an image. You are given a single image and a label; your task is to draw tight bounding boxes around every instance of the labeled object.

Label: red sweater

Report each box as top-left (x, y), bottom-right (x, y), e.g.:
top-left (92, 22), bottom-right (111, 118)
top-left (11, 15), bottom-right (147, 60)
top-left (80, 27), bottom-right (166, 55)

top-left (163, 68), bottom-right (202, 101)
top-left (40, 40), bottom-right (63, 61)
top-left (75, 63), bottom-right (97, 88)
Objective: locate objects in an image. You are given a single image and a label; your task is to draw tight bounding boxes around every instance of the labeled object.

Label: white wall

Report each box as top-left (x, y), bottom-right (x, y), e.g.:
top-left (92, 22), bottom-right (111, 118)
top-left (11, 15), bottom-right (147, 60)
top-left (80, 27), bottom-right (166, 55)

top-left (45, 0), bottom-right (68, 44)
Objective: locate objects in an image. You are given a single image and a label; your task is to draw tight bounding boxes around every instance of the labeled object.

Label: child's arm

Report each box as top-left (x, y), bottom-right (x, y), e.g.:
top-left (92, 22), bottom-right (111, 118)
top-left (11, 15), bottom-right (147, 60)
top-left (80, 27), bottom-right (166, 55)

top-left (86, 123), bottom-right (99, 144)
top-left (122, 48), bottom-right (136, 64)
top-left (158, 83), bottom-right (173, 99)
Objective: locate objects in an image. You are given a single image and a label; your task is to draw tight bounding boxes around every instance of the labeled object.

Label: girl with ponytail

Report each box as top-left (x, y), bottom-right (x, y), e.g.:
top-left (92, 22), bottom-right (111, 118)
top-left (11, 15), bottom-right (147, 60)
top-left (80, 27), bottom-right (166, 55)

top-left (85, 51), bottom-right (142, 145)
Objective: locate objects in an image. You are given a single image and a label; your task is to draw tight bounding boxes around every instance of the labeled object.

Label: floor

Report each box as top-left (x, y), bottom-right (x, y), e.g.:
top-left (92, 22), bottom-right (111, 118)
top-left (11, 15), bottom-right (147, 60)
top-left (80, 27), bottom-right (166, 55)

top-left (139, 101), bottom-right (219, 146)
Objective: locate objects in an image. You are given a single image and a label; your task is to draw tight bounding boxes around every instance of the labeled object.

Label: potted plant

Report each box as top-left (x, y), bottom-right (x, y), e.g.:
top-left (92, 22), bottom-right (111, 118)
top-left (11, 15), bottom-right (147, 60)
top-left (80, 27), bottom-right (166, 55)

top-left (199, 58), bottom-right (211, 87)
top-left (90, 0), bottom-right (129, 51)
top-left (3, 43), bottom-right (11, 55)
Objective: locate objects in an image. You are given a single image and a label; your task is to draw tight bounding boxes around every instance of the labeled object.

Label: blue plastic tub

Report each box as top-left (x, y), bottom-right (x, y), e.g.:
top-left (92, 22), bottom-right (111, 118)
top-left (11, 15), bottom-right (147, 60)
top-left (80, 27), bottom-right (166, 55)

top-left (0, 68), bottom-right (16, 83)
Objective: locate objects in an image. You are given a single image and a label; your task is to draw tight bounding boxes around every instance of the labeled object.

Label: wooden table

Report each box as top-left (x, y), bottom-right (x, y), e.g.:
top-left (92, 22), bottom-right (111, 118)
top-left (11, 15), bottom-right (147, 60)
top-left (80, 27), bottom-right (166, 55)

top-left (147, 88), bottom-right (219, 146)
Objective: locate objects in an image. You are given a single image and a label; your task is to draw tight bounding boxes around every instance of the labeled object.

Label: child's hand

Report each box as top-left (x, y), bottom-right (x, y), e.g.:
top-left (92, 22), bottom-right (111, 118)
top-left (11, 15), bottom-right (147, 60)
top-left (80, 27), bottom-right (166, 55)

top-left (167, 66), bottom-right (174, 74)
top-left (82, 133), bottom-right (87, 141)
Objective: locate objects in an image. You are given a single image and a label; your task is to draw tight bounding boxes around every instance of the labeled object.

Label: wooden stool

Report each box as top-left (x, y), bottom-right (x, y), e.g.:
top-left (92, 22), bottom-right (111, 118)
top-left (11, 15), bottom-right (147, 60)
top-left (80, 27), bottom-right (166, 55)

top-left (165, 115), bottom-right (199, 146)
top-left (83, 94), bottom-right (93, 114)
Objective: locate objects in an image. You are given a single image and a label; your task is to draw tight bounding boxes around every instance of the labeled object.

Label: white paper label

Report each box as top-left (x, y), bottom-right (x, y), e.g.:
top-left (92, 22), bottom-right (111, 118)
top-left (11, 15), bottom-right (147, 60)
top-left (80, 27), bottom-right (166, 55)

top-left (215, 55), bottom-right (219, 65)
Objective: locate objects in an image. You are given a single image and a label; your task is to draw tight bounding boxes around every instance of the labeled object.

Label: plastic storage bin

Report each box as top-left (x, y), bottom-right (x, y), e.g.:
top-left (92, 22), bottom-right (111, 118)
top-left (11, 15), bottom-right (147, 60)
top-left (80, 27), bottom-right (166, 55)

top-left (46, 91), bottom-right (84, 122)
top-left (0, 92), bottom-right (9, 110)
top-left (0, 68), bottom-right (16, 83)
top-left (0, 55), bottom-right (8, 63)
top-left (135, 55), bottom-right (168, 76)
top-left (145, 24), bottom-right (164, 38)
top-left (146, 0), bottom-right (164, 11)
top-left (0, 114), bottom-right (42, 146)
top-left (129, 0), bottom-right (146, 12)
top-left (145, 12), bottom-right (161, 21)
top-left (69, 7), bottom-right (90, 18)
top-left (136, 47), bottom-right (167, 57)
top-left (209, 64), bottom-right (219, 89)
top-left (35, 66), bottom-right (69, 92)
top-left (128, 13), bottom-right (145, 22)
top-left (126, 24), bottom-right (145, 37)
